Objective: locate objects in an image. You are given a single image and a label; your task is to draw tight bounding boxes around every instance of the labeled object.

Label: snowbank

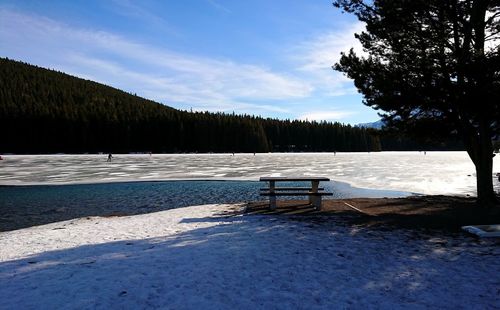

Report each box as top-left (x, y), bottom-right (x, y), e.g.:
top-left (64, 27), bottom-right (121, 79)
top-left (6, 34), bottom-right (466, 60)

top-left (0, 204), bottom-right (498, 309)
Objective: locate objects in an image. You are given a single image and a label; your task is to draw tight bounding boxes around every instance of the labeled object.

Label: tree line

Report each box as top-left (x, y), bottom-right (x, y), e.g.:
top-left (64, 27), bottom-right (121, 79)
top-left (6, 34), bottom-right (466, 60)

top-left (0, 58), bottom-right (461, 154)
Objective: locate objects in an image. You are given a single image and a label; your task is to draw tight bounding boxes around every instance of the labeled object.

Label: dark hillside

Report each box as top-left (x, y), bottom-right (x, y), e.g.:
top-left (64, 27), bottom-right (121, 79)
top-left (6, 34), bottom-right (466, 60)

top-left (0, 58), bottom-right (458, 153)
top-left (0, 58), bottom-right (181, 153)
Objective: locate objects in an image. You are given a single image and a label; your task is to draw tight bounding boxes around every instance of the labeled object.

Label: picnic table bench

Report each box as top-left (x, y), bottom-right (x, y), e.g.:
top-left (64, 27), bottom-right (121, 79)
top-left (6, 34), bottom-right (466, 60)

top-left (259, 177), bottom-right (333, 211)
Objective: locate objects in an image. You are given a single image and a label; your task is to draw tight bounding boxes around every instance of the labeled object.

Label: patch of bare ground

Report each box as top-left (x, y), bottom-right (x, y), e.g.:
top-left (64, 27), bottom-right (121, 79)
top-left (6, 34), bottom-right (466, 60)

top-left (245, 196), bottom-right (500, 231)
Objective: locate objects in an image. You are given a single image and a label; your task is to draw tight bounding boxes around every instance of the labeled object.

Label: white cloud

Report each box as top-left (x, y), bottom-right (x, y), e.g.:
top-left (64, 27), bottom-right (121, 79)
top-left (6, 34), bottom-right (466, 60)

top-left (0, 9), bottom-right (311, 114)
top-left (67, 54), bottom-right (294, 114)
top-left (295, 22), bottom-right (366, 72)
top-left (289, 22), bottom-right (366, 98)
top-left (299, 110), bottom-right (354, 122)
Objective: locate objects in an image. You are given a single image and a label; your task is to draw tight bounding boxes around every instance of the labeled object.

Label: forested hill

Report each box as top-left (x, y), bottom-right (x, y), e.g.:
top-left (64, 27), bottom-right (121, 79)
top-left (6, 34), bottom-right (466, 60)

top-left (1, 58), bottom-right (461, 154)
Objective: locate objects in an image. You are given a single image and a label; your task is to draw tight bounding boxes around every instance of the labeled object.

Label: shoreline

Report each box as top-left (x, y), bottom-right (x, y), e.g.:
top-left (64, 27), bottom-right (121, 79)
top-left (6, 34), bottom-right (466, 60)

top-left (0, 179), bottom-right (419, 233)
top-left (2, 194), bottom-right (496, 233)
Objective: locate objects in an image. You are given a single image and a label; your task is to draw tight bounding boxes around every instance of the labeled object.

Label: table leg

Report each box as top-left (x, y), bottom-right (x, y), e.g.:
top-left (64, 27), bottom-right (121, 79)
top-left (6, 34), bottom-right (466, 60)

top-left (309, 181), bottom-right (319, 204)
top-left (311, 181), bottom-right (319, 192)
top-left (313, 196), bottom-right (322, 210)
top-left (310, 180), bottom-right (321, 210)
top-left (269, 181), bottom-right (276, 210)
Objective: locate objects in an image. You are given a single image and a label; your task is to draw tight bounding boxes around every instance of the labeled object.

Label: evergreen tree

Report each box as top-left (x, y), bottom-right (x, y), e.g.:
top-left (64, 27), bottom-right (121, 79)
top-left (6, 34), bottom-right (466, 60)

top-left (334, 0), bottom-right (500, 204)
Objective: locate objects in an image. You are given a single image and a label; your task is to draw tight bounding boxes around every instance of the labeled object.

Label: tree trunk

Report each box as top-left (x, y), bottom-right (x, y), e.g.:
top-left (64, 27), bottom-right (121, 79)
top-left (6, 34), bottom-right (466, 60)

top-left (471, 119), bottom-right (498, 207)
top-left (461, 116), bottom-right (498, 207)
top-left (474, 150), bottom-right (497, 206)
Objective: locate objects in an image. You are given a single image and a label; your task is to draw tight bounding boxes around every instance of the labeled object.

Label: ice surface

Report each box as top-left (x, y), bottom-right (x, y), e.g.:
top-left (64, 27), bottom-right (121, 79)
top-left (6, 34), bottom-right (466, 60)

top-left (1, 204), bottom-right (498, 309)
top-left (1, 152), bottom-right (498, 195)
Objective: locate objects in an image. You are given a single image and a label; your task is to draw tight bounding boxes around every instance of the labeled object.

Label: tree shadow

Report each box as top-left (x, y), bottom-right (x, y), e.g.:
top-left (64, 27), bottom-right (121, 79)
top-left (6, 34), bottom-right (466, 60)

top-left (247, 196), bottom-right (500, 231)
top-left (340, 199), bottom-right (500, 231)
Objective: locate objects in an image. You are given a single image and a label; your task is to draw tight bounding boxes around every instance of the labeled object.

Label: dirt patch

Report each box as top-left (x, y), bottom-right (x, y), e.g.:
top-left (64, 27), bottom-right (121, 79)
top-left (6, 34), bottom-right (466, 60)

top-left (246, 196), bottom-right (500, 231)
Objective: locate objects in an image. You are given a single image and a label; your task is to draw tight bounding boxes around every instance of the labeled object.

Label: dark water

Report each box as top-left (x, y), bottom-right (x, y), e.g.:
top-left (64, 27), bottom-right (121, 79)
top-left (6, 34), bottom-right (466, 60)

top-left (0, 180), bottom-right (412, 231)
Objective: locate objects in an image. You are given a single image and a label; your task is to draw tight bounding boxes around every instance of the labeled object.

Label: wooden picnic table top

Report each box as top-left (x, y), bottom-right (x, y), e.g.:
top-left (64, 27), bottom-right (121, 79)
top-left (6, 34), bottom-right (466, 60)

top-left (259, 176), bottom-right (330, 182)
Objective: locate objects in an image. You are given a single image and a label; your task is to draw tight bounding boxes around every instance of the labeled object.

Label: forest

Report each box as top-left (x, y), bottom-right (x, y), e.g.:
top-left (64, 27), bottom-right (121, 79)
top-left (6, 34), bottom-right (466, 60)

top-left (0, 58), bottom-right (462, 154)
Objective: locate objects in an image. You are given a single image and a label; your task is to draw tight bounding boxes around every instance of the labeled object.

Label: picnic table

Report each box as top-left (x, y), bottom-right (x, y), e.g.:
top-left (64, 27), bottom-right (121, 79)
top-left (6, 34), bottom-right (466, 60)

top-left (259, 177), bottom-right (333, 211)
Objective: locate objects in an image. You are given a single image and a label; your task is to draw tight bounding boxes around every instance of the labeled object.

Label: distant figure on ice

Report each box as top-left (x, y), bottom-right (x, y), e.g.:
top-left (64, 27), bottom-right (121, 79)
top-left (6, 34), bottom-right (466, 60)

top-left (107, 153), bottom-right (113, 162)
top-left (0, 155), bottom-right (3, 160)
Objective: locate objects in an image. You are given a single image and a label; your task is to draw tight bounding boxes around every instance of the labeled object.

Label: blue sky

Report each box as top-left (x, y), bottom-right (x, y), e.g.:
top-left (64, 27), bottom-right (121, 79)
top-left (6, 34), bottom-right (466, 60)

top-left (0, 0), bottom-right (379, 124)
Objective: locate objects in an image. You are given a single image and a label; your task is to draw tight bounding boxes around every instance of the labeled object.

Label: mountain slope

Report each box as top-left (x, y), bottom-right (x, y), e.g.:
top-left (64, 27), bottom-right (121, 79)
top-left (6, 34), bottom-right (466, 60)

top-left (0, 58), bottom-right (381, 153)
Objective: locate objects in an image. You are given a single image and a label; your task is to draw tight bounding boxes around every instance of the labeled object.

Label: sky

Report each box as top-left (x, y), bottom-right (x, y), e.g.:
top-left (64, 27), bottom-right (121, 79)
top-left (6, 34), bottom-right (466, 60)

top-left (0, 0), bottom-right (380, 124)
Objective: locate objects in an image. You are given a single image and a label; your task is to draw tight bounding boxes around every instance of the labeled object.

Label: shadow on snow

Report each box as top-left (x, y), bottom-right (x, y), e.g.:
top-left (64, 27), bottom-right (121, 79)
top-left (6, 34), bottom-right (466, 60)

top-left (1, 214), bottom-right (498, 309)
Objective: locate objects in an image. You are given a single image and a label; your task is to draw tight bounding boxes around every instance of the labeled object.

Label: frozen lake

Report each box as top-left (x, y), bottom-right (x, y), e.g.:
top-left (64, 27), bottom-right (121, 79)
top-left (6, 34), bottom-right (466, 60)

top-left (1, 151), bottom-right (499, 231)
top-left (1, 151), bottom-right (499, 195)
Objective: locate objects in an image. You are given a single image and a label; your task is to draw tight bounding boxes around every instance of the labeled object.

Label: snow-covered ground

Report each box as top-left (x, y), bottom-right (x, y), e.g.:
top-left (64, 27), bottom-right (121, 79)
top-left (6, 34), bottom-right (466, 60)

top-left (1, 152), bottom-right (499, 195)
top-left (0, 204), bottom-right (498, 309)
